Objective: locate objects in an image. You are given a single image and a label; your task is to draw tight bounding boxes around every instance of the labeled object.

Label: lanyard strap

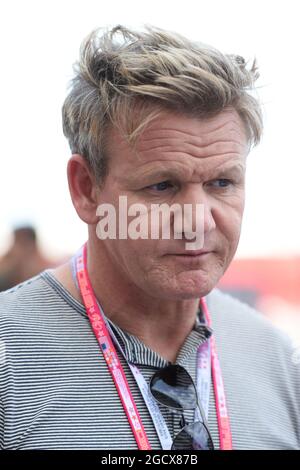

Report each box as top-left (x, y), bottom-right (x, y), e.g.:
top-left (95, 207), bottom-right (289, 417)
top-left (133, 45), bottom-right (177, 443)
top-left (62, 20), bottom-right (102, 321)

top-left (95, 308), bottom-right (174, 449)
top-left (73, 242), bottom-right (232, 450)
top-left (201, 298), bottom-right (233, 450)
top-left (74, 243), bottom-right (150, 449)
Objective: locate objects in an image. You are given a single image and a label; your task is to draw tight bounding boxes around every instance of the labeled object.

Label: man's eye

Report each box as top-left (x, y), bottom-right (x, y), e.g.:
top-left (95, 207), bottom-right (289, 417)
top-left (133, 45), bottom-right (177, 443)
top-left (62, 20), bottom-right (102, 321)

top-left (208, 179), bottom-right (234, 188)
top-left (146, 180), bottom-right (174, 191)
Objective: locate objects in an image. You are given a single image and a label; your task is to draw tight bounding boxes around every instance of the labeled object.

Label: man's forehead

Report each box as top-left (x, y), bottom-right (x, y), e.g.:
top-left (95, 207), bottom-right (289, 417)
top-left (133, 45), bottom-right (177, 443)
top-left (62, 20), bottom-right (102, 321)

top-left (107, 108), bottom-right (248, 171)
top-left (137, 108), bottom-right (245, 144)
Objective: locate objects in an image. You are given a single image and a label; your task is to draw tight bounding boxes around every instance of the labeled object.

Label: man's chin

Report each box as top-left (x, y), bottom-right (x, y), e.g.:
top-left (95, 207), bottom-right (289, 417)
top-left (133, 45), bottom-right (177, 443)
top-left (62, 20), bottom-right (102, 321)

top-left (153, 272), bottom-right (217, 300)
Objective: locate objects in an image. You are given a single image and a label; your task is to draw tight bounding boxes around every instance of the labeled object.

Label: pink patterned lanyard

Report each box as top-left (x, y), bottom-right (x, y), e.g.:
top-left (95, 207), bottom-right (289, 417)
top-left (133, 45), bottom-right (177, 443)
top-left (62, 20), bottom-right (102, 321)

top-left (201, 297), bottom-right (233, 449)
top-left (75, 242), bottom-right (233, 450)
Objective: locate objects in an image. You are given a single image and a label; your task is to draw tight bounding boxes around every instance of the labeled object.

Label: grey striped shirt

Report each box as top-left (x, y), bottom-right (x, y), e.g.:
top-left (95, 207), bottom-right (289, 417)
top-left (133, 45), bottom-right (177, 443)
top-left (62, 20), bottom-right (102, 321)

top-left (0, 269), bottom-right (299, 450)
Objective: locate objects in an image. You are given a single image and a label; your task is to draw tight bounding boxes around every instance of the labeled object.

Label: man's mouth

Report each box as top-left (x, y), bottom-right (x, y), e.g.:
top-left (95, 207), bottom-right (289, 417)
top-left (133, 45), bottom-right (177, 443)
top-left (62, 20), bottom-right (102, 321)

top-left (167, 249), bottom-right (211, 257)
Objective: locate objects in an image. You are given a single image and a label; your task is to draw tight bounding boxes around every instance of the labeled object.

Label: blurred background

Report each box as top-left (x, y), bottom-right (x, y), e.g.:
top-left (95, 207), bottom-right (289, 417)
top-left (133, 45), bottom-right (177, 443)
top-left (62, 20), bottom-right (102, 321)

top-left (0, 0), bottom-right (299, 345)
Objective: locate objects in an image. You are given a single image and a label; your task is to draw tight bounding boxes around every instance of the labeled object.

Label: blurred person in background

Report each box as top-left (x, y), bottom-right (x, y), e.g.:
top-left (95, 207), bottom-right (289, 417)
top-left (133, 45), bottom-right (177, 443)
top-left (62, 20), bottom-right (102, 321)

top-left (0, 25), bottom-right (299, 451)
top-left (0, 225), bottom-right (53, 292)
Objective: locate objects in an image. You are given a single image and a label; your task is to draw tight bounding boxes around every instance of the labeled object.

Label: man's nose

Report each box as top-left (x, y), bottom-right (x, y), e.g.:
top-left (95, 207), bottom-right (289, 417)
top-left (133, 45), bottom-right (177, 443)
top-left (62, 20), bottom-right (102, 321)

top-left (173, 186), bottom-right (216, 239)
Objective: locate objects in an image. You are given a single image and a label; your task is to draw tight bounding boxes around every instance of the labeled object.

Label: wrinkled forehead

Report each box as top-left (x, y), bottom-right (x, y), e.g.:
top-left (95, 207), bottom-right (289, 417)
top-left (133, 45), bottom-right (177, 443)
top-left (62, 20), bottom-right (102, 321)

top-left (106, 107), bottom-right (248, 171)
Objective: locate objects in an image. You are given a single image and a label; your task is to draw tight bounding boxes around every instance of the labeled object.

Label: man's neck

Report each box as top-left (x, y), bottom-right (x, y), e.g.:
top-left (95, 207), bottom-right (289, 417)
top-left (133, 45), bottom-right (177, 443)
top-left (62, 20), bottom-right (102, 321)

top-left (52, 243), bottom-right (200, 363)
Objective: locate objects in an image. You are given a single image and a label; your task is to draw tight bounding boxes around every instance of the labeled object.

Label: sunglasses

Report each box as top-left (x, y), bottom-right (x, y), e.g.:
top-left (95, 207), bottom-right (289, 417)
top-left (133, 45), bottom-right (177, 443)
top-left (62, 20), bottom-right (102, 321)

top-left (149, 364), bottom-right (214, 450)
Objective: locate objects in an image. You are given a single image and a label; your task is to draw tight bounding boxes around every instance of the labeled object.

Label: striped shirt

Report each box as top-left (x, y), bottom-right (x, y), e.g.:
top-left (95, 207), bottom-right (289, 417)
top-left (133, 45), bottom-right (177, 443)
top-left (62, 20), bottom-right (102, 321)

top-left (0, 269), bottom-right (299, 450)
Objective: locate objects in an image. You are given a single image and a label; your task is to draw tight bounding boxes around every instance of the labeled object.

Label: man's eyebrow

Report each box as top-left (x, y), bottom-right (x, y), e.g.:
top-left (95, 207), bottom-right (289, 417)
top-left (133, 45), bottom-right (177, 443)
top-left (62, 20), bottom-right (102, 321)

top-left (139, 164), bottom-right (245, 180)
top-left (213, 163), bottom-right (246, 177)
top-left (122, 163), bottom-right (245, 186)
top-left (138, 168), bottom-right (185, 181)
top-left (123, 167), bottom-right (187, 184)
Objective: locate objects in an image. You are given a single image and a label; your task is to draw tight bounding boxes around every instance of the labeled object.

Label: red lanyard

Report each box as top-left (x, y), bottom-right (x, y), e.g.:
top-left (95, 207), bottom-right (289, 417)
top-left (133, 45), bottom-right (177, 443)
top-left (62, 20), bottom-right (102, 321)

top-left (75, 242), bottom-right (233, 450)
top-left (201, 297), bottom-right (233, 449)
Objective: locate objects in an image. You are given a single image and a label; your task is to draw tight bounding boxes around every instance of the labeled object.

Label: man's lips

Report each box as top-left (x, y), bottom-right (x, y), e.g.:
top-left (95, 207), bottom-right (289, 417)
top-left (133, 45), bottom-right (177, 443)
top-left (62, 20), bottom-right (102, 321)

top-left (166, 250), bottom-right (212, 257)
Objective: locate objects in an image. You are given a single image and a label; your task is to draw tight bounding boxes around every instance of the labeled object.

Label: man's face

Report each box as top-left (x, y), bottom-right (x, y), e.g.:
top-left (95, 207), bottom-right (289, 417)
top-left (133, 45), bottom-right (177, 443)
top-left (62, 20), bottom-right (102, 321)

top-left (94, 108), bottom-right (248, 300)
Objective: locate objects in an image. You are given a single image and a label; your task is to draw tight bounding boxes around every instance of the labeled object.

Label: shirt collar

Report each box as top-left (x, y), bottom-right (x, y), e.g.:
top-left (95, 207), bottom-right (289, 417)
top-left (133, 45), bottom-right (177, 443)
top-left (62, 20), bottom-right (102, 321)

top-left (106, 307), bottom-right (213, 368)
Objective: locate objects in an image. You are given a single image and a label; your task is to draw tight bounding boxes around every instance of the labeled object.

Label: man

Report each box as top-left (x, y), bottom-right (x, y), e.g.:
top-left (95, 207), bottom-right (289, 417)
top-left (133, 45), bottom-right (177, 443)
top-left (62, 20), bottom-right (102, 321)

top-left (0, 25), bottom-right (299, 450)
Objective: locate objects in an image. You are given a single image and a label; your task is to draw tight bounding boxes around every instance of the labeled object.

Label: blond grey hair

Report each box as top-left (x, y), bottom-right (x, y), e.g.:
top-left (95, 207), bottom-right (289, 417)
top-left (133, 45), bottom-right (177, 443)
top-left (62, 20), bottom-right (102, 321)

top-left (62, 25), bottom-right (263, 184)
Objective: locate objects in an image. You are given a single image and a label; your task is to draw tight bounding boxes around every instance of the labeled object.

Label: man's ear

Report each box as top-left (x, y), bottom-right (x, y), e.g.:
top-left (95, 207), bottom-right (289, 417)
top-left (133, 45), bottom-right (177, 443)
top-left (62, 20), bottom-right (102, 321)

top-left (67, 154), bottom-right (100, 224)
